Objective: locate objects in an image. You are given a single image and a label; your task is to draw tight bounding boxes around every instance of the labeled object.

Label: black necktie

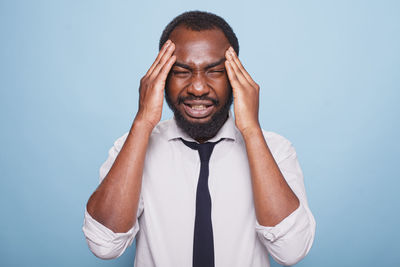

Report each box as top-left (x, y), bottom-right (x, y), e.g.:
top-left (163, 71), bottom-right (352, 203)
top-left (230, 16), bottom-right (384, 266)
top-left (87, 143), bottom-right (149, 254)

top-left (181, 139), bottom-right (220, 267)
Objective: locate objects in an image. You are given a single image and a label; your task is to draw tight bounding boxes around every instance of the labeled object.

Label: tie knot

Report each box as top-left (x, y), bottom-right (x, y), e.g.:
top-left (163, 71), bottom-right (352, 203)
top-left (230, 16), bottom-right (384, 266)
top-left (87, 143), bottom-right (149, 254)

top-left (181, 139), bottom-right (220, 162)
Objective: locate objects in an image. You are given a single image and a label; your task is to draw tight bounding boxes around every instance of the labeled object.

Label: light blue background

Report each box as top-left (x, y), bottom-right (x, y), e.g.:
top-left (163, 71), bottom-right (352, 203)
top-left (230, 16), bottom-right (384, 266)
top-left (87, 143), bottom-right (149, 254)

top-left (1, 0), bottom-right (399, 266)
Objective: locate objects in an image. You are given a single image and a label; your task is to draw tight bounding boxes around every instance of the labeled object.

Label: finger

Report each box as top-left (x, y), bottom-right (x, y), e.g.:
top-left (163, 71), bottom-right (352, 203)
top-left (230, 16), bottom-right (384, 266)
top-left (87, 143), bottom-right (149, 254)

top-left (224, 60), bottom-right (241, 90)
top-left (155, 55), bottom-right (176, 85)
top-left (150, 43), bottom-right (175, 80)
top-left (226, 50), bottom-right (251, 87)
top-left (228, 48), bottom-right (258, 88)
top-left (146, 40), bottom-right (172, 77)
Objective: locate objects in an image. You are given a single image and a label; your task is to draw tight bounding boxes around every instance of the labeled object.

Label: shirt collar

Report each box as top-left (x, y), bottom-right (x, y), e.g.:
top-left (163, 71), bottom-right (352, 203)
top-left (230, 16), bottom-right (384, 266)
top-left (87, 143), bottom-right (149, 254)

top-left (166, 110), bottom-right (237, 143)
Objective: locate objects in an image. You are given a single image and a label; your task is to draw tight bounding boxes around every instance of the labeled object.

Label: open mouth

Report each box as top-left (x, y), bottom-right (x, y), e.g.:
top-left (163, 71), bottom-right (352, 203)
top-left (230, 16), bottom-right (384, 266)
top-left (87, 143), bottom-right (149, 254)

top-left (182, 102), bottom-right (215, 118)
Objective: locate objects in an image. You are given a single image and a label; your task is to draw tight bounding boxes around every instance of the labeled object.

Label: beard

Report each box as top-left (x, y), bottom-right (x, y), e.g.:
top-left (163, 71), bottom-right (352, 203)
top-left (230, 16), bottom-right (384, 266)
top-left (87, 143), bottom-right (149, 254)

top-left (165, 86), bottom-right (233, 141)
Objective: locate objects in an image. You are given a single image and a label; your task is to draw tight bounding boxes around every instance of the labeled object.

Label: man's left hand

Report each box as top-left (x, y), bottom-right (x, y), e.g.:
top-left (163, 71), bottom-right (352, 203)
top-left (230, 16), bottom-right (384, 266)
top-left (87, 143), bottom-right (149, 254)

top-left (225, 47), bottom-right (261, 135)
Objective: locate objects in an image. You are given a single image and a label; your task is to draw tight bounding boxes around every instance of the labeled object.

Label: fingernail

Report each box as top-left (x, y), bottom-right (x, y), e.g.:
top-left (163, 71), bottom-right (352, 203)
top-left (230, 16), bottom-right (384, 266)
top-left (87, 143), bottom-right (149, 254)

top-left (166, 40), bottom-right (171, 45)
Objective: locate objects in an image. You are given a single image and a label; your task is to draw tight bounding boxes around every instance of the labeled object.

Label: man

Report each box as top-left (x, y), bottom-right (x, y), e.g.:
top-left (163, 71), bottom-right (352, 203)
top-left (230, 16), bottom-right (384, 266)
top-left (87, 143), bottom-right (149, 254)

top-left (83, 11), bottom-right (315, 267)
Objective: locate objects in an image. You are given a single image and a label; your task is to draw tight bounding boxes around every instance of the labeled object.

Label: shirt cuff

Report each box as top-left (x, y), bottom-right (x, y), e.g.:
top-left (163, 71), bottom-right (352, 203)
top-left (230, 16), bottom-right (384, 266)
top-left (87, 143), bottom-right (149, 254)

top-left (82, 209), bottom-right (138, 259)
top-left (254, 203), bottom-right (315, 265)
top-left (255, 203), bottom-right (305, 242)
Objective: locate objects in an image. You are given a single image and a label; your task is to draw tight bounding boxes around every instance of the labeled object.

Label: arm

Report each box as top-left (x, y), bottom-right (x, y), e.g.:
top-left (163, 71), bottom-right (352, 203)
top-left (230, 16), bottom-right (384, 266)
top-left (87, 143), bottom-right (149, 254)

top-left (86, 120), bottom-right (151, 233)
top-left (254, 139), bottom-right (315, 266)
top-left (85, 41), bottom-right (176, 233)
top-left (242, 127), bottom-right (300, 225)
top-left (225, 47), bottom-right (315, 265)
top-left (225, 47), bottom-right (299, 225)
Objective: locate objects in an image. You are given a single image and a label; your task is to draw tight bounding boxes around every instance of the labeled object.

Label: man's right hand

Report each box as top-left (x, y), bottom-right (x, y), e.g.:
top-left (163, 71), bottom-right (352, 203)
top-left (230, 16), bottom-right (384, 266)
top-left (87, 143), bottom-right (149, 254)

top-left (134, 40), bottom-right (176, 130)
top-left (86, 40), bottom-right (176, 233)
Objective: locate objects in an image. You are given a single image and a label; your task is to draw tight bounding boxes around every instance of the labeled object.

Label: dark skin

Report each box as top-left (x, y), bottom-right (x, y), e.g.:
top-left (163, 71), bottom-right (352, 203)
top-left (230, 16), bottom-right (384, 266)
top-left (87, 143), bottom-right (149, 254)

top-left (86, 26), bottom-right (299, 233)
top-left (167, 26), bottom-right (231, 131)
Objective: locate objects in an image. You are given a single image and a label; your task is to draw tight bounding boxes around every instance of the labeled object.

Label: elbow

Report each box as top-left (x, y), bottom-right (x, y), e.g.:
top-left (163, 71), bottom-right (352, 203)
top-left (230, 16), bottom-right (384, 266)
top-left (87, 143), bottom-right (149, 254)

top-left (82, 212), bottom-right (138, 260)
top-left (86, 240), bottom-right (126, 260)
top-left (83, 229), bottom-right (137, 260)
top-left (274, 256), bottom-right (303, 266)
top-left (271, 221), bottom-right (316, 266)
top-left (270, 232), bottom-right (314, 266)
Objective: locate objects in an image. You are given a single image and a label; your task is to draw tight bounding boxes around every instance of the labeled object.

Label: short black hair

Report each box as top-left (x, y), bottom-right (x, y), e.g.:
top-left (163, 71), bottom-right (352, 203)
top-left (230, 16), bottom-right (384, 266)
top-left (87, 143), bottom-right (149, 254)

top-left (159, 10), bottom-right (239, 55)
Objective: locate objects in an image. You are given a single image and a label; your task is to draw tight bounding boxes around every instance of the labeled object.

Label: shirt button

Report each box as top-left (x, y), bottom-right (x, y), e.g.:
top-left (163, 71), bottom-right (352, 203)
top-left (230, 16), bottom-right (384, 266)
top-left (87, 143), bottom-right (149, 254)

top-left (264, 232), bottom-right (275, 241)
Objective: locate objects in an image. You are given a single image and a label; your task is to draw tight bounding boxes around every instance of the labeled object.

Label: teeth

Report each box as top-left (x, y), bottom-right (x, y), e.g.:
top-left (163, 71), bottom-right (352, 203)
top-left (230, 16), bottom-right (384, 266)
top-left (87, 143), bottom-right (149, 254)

top-left (191, 105), bottom-right (206, 110)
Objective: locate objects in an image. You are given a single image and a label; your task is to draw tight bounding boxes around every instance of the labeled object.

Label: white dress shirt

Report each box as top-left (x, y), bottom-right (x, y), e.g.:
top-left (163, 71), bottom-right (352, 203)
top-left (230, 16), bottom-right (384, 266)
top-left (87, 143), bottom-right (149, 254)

top-left (83, 112), bottom-right (316, 267)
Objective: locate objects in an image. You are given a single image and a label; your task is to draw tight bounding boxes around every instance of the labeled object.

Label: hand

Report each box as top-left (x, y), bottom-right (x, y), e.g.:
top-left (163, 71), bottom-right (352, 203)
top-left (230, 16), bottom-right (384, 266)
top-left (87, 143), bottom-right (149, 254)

top-left (134, 40), bottom-right (176, 130)
top-left (225, 47), bottom-right (261, 135)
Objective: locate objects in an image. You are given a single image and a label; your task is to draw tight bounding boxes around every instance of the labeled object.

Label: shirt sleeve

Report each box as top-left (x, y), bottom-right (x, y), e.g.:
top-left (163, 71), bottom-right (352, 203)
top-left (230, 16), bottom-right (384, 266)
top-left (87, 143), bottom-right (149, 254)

top-left (82, 133), bottom-right (144, 259)
top-left (255, 134), bottom-right (316, 266)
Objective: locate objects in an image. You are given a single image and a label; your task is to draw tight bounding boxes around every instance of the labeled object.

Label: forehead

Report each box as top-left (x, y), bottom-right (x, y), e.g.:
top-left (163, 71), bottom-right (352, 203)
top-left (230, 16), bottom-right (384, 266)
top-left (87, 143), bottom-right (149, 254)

top-left (169, 26), bottom-right (230, 66)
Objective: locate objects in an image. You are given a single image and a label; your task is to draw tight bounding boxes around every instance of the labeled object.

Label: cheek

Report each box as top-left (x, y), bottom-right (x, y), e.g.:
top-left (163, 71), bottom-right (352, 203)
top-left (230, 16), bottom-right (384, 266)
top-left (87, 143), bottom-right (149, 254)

top-left (209, 76), bottom-right (230, 96)
top-left (166, 77), bottom-right (185, 98)
top-left (210, 72), bottom-right (229, 85)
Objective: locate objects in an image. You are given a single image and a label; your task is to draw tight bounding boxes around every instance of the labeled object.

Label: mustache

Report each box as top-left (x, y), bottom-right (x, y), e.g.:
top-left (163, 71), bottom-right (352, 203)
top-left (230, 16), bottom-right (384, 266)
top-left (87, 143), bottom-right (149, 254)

top-left (177, 95), bottom-right (219, 106)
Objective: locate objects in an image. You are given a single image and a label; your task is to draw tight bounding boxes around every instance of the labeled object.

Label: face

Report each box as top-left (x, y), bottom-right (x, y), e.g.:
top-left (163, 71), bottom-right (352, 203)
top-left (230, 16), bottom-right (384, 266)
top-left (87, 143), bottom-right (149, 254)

top-left (165, 26), bottom-right (233, 141)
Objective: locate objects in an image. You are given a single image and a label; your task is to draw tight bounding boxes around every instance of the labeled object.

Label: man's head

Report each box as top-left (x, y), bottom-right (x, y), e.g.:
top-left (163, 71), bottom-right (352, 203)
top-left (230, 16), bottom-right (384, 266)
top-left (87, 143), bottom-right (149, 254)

top-left (160, 11), bottom-right (239, 142)
top-left (159, 11), bottom-right (239, 56)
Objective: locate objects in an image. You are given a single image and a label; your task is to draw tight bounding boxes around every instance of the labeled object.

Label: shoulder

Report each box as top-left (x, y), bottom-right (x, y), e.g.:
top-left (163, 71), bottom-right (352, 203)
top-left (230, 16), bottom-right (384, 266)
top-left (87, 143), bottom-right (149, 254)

top-left (150, 119), bottom-right (174, 139)
top-left (111, 119), bottom-right (174, 152)
top-left (261, 130), bottom-right (292, 149)
top-left (111, 132), bottom-right (129, 152)
top-left (261, 130), bottom-right (296, 164)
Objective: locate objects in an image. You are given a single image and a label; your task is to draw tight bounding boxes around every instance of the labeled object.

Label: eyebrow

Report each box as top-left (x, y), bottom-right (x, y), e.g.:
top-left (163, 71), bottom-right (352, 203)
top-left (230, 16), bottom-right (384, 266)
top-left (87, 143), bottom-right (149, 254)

top-left (173, 58), bottom-right (226, 70)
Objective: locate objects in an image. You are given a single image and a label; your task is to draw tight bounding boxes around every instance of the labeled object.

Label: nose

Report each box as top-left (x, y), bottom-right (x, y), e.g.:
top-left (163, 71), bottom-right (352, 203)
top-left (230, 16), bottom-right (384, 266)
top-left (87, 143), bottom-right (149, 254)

top-left (187, 72), bottom-right (209, 96)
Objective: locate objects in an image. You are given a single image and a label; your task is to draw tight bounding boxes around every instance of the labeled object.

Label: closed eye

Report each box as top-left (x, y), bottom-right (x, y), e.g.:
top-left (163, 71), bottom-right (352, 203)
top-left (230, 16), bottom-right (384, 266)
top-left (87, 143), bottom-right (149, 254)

top-left (207, 69), bottom-right (225, 76)
top-left (172, 70), bottom-right (191, 76)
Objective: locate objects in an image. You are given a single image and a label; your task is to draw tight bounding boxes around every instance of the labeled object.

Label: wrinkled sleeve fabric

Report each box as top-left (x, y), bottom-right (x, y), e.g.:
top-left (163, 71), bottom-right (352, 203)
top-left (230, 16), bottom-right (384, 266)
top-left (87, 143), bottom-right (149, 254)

top-left (255, 133), bottom-right (316, 266)
top-left (82, 133), bottom-right (144, 259)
